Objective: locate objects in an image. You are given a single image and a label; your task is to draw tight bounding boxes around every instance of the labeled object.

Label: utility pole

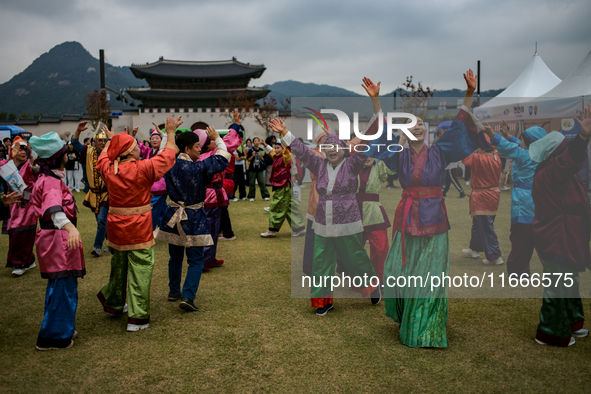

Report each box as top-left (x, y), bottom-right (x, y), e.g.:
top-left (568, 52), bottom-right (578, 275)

top-left (476, 60), bottom-right (481, 107)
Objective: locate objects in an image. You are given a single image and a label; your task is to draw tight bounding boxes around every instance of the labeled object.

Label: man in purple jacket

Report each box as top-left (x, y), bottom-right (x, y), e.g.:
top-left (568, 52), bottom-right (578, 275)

top-left (531, 105), bottom-right (591, 347)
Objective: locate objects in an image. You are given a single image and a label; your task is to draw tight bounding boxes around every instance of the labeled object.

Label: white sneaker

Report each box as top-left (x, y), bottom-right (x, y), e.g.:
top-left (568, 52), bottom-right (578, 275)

top-left (260, 230), bottom-right (277, 238)
top-left (75, 189), bottom-right (80, 193)
top-left (249, 198), bottom-right (254, 202)
top-left (462, 249), bottom-right (480, 259)
top-left (264, 197), bottom-right (269, 201)
top-left (466, 181), bottom-right (470, 186)
top-left (241, 198), bottom-right (247, 201)
top-left (230, 198), bottom-right (239, 202)
top-left (500, 186), bottom-right (511, 191)
top-left (11, 268), bottom-right (25, 276)
top-left (263, 207), bottom-right (269, 212)
top-left (483, 257), bottom-right (504, 265)
top-left (572, 329), bottom-right (589, 338)
top-left (292, 229), bottom-right (306, 237)
top-left (536, 337), bottom-right (576, 346)
top-left (123, 303), bottom-right (128, 313)
top-left (127, 323), bottom-right (149, 332)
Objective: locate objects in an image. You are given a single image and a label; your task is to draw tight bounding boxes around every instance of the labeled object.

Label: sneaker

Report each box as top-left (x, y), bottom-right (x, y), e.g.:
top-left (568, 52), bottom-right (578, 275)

top-left (72, 331), bottom-right (78, 339)
top-left (572, 329), bottom-right (589, 338)
top-left (202, 267), bottom-right (210, 273)
top-left (219, 236), bottom-right (237, 241)
top-left (36, 340), bottom-right (74, 351)
top-left (263, 207), bottom-right (269, 212)
top-left (386, 185), bottom-right (397, 189)
top-left (168, 293), bottom-right (181, 302)
top-left (123, 303), bottom-right (128, 313)
top-left (249, 198), bottom-right (254, 202)
top-left (535, 337), bottom-right (576, 346)
top-left (292, 229), bottom-right (306, 237)
top-left (315, 304), bottom-right (334, 316)
top-left (11, 267), bottom-right (26, 276)
top-left (500, 186), bottom-right (511, 191)
top-left (371, 287), bottom-right (381, 305)
top-left (241, 198), bottom-right (247, 201)
top-left (230, 198), bottom-right (239, 202)
top-left (462, 248), bottom-right (480, 259)
top-left (179, 297), bottom-right (199, 312)
top-left (75, 189), bottom-right (80, 192)
top-left (91, 248), bottom-right (102, 257)
top-left (264, 197), bottom-right (270, 201)
top-left (109, 303), bottom-right (128, 317)
top-left (483, 257), bottom-right (504, 265)
top-left (465, 181), bottom-right (470, 186)
top-left (458, 191), bottom-right (466, 198)
top-left (261, 230), bottom-right (277, 238)
top-left (214, 259), bottom-right (224, 266)
top-left (127, 323), bottom-right (149, 332)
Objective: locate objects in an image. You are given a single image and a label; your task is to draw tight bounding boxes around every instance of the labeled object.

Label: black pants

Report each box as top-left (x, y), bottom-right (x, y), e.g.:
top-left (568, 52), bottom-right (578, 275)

top-left (443, 168), bottom-right (464, 196)
top-left (233, 165), bottom-right (247, 199)
top-left (220, 205), bottom-right (234, 238)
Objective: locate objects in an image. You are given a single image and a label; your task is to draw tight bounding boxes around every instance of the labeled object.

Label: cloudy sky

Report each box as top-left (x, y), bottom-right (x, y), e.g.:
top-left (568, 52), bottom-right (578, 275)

top-left (1, 0), bottom-right (590, 94)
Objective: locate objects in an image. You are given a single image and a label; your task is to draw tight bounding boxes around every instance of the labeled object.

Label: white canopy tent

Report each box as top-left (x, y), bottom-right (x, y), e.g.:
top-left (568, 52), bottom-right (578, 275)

top-left (474, 50), bottom-right (562, 122)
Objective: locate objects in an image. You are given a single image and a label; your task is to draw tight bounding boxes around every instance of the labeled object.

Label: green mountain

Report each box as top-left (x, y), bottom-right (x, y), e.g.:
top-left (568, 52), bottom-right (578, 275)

top-left (0, 41), bottom-right (144, 116)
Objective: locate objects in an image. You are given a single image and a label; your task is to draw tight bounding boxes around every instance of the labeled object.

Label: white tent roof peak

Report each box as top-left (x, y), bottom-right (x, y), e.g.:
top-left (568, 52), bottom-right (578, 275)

top-left (481, 51), bottom-right (561, 108)
top-left (539, 48), bottom-right (591, 98)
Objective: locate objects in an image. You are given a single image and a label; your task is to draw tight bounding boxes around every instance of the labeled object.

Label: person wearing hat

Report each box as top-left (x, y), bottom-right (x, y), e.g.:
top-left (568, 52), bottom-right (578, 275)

top-left (29, 132), bottom-right (85, 350)
top-left (259, 137), bottom-right (306, 238)
top-left (461, 134), bottom-right (503, 266)
top-left (71, 121), bottom-right (109, 257)
top-left (269, 117), bottom-right (381, 316)
top-left (528, 104), bottom-right (591, 347)
top-left (482, 121), bottom-right (547, 278)
top-left (96, 116), bottom-right (180, 332)
top-left (0, 135), bottom-right (38, 276)
top-left (135, 125), bottom-right (169, 230)
top-left (194, 109), bottom-right (244, 270)
top-left (155, 127), bottom-right (230, 311)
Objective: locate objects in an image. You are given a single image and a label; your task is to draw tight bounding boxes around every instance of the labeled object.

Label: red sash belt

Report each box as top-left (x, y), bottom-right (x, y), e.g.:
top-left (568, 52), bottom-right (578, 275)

top-left (356, 193), bottom-right (379, 203)
top-left (393, 186), bottom-right (443, 266)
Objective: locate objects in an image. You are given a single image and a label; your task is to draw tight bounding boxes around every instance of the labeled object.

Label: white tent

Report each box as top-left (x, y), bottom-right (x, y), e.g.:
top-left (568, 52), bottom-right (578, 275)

top-left (473, 49), bottom-right (565, 122)
top-left (537, 48), bottom-right (591, 98)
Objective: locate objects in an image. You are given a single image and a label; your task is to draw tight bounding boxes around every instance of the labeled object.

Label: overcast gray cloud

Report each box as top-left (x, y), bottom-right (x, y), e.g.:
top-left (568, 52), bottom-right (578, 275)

top-left (1, 0), bottom-right (590, 94)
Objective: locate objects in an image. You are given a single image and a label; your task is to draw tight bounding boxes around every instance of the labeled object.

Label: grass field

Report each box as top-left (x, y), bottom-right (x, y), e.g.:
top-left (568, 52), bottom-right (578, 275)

top-left (0, 182), bottom-right (590, 393)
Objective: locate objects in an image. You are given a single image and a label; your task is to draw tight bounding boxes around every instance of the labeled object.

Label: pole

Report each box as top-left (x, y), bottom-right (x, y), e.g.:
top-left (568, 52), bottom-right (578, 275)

top-left (477, 60), bottom-right (481, 107)
top-left (99, 49), bottom-right (105, 90)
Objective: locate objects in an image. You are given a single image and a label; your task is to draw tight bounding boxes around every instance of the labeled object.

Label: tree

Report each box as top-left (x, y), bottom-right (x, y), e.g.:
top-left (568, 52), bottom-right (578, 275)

top-left (218, 91), bottom-right (256, 126)
top-left (19, 112), bottom-right (30, 119)
top-left (253, 96), bottom-right (291, 136)
top-left (398, 76), bottom-right (435, 120)
top-left (85, 89), bottom-right (111, 129)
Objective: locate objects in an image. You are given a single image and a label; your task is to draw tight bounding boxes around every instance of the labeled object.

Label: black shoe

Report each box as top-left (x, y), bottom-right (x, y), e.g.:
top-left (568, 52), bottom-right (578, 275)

top-left (458, 191), bottom-right (466, 198)
top-left (168, 293), bottom-right (181, 302)
top-left (315, 304), bottom-right (334, 316)
top-left (179, 297), bottom-right (198, 312)
top-left (371, 287), bottom-right (381, 305)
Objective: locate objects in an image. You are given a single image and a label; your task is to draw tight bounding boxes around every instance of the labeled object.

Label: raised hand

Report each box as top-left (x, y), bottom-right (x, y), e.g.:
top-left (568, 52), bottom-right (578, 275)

top-left (76, 121), bottom-right (88, 133)
top-left (232, 109), bottom-right (241, 125)
top-left (575, 104), bottom-right (591, 138)
top-left (165, 115), bottom-right (183, 135)
top-left (362, 77), bottom-right (381, 98)
top-left (132, 126), bottom-right (139, 137)
top-left (124, 126), bottom-right (130, 135)
top-left (499, 120), bottom-right (510, 138)
top-left (464, 69), bottom-right (477, 92)
top-left (206, 126), bottom-right (220, 141)
top-left (152, 122), bottom-right (161, 134)
top-left (102, 125), bottom-right (114, 139)
top-left (483, 122), bottom-right (496, 139)
top-left (269, 118), bottom-right (288, 136)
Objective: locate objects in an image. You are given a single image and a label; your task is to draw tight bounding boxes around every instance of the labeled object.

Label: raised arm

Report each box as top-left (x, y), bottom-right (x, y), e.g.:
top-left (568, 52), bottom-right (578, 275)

top-left (361, 77), bottom-right (382, 114)
top-left (462, 69), bottom-right (477, 110)
top-left (71, 121), bottom-right (88, 154)
top-left (483, 122), bottom-right (524, 161)
top-left (269, 118), bottom-right (324, 176)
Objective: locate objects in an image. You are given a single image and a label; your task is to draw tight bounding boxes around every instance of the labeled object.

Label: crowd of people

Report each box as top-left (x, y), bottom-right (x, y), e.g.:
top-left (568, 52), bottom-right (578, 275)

top-left (1, 69), bottom-right (590, 351)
